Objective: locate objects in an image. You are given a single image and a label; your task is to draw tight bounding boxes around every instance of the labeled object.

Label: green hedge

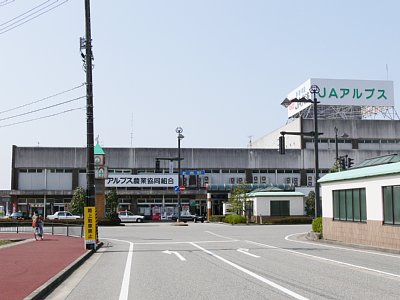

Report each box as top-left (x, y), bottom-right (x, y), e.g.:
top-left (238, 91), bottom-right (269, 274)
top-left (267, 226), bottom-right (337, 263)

top-left (312, 217), bottom-right (323, 233)
top-left (224, 214), bottom-right (247, 225)
top-left (264, 216), bottom-right (313, 225)
top-left (208, 215), bottom-right (225, 223)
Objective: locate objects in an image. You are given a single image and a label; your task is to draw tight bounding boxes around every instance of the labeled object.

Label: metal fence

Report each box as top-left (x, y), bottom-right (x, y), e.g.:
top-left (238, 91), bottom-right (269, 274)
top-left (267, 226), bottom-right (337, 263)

top-left (0, 222), bottom-right (84, 238)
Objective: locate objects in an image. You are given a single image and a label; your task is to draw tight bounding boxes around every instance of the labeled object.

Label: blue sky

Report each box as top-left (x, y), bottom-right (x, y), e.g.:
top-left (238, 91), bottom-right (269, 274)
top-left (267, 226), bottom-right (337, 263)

top-left (0, 0), bottom-right (399, 189)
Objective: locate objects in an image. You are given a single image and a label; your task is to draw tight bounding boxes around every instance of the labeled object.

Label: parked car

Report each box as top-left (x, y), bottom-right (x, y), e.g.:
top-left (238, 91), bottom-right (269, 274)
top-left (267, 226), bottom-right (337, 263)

top-left (47, 211), bottom-right (80, 220)
top-left (8, 212), bottom-right (29, 220)
top-left (118, 211), bottom-right (145, 223)
top-left (171, 212), bottom-right (205, 223)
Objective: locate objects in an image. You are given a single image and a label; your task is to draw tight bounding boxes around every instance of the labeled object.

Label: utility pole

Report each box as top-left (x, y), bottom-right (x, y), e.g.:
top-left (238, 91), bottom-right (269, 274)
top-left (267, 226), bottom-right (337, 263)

top-left (84, 0), bottom-right (95, 207)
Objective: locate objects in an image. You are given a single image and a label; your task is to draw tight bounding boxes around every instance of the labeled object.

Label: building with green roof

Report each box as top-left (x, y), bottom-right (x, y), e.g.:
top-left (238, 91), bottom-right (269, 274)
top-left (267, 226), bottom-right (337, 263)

top-left (319, 156), bottom-right (400, 250)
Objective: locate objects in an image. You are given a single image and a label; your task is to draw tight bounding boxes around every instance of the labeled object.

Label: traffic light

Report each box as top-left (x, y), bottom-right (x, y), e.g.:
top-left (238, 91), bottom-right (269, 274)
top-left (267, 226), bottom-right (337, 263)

top-left (279, 135), bottom-right (285, 155)
top-left (155, 159), bottom-right (160, 172)
top-left (339, 156), bottom-right (346, 170)
top-left (347, 157), bottom-right (354, 168)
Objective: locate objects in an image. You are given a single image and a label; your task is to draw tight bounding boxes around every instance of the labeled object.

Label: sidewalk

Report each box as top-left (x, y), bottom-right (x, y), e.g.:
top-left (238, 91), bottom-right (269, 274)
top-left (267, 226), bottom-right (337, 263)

top-left (0, 232), bottom-right (94, 300)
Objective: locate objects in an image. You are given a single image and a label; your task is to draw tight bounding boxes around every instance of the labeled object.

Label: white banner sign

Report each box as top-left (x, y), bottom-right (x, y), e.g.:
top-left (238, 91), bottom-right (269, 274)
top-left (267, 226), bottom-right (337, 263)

top-left (286, 78), bottom-right (394, 117)
top-left (106, 174), bottom-right (178, 187)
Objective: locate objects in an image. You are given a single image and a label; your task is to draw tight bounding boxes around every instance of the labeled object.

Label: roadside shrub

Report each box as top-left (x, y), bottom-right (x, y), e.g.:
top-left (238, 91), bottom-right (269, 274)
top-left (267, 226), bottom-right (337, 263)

top-left (312, 217), bottom-right (323, 233)
top-left (208, 215), bottom-right (225, 223)
top-left (224, 214), bottom-right (247, 225)
top-left (265, 216), bottom-right (313, 225)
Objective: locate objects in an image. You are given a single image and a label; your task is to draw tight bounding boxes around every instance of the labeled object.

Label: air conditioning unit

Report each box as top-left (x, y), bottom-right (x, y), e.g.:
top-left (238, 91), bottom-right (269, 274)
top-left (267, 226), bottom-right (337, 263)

top-left (307, 176), bottom-right (313, 187)
top-left (286, 177), bottom-right (291, 184)
top-left (253, 176), bottom-right (258, 182)
top-left (204, 176), bottom-right (209, 183)
top-left (237, 178), bottom-right (243, 183)
top-left (261, 176), bottom-right (267, 183)
top-left (230, 178), bottom-right (235, 184)
top-left (293, 177), bottom-right (299, 186)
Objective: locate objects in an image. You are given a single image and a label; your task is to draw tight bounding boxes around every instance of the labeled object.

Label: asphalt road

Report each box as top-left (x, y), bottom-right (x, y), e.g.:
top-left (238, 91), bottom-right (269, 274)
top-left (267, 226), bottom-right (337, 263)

top-left (46, 223), bottom-right (400, 300)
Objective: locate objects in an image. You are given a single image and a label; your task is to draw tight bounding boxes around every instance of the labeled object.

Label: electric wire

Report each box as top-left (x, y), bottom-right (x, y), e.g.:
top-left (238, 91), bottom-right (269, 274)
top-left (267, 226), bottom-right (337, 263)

top-left (0, 0), bottom-right (16, 7)
top-left (0, 106), bottom-right (85, 128)
top-left (0, 95), bottom-right (86, 122)
top-left (0, 0), bottom-right (69, 35)
top-left (0, 0), bottom-right (53, 27)
top-left (0, 83), bottom-right (85, 115)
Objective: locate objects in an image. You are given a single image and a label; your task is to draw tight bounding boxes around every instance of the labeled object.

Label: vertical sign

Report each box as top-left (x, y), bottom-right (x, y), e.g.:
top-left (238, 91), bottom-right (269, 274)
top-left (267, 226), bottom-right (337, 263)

top-left (84, 206), bottom-right (97, 246)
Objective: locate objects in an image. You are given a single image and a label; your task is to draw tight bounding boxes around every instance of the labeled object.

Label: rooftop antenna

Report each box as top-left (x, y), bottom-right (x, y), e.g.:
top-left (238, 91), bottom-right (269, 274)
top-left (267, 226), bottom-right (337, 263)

top-left (386, 64), bottom-right (389, 80)
top-left (130, 112), bottom-right (134, 147)
top-left (248, 135), bottom-right (253, 148)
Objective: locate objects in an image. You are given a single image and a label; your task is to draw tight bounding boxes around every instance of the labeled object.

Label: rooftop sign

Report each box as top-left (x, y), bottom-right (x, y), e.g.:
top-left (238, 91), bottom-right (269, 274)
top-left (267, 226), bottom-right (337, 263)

top-left (286, 78), bottom-right (394, 118)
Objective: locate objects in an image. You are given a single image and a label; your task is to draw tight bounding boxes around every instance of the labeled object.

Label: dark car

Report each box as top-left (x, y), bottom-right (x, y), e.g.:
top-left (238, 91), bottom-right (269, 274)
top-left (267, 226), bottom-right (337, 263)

top-left (9, 212), bottom-right (28, 220)
top-left (171, 212), bottom-right (205, 223)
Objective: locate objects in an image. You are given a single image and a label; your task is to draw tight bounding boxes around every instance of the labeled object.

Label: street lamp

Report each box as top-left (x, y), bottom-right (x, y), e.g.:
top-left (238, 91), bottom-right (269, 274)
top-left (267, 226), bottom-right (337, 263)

top-left (282, 85), bottom-right (321, 218)
top-left (176, 127), bottom-right (184, 222)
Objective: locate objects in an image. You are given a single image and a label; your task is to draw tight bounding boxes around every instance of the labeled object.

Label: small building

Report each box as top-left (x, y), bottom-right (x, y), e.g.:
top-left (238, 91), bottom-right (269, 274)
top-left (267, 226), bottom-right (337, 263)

top-left (319, 155), bottom-right (400, 250)
top-left (247, 190), bottom-right (305, 217)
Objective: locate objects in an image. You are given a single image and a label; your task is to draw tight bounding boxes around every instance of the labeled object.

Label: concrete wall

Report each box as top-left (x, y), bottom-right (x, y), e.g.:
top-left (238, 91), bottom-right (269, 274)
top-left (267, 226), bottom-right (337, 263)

top-left (253, 196), bottom-right (304, 216)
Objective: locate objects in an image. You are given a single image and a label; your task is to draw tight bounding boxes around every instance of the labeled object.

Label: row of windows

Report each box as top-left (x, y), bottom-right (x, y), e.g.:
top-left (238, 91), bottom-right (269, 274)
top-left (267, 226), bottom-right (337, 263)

top-left (19, 169), bottom-right (72, 173)
top-left (383, 186), bottom-right (400, 225)
top-left (333, 188), bottom-right (367, 222)
top-left (305, 138), bottom-right (400, 144)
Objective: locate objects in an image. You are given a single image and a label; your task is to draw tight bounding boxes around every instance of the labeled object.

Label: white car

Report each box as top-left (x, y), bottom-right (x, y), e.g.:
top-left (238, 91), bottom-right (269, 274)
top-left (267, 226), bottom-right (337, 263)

top-left (118, 211), bottom-right (144, 223)
top-left (47, 211), bottom-right (81, 220)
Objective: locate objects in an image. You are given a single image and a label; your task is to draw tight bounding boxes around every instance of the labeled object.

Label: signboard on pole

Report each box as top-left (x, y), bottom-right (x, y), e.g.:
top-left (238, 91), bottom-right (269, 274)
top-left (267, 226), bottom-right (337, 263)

top-left (84, 206), bottom-right (97, 246)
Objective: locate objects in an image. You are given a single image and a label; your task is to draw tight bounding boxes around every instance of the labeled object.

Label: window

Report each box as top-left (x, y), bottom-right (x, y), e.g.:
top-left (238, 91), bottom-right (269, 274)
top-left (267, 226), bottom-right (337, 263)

top-left (332, 188), bottom-right (366, 222)
top-left (270, 200), bottom-right (290, 216)
top-left (383, 185), bottom-right (400, 225)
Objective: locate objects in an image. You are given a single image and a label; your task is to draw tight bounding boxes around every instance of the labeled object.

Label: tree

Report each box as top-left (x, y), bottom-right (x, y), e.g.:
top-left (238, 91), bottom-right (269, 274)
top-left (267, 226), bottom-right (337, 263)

top-left (228, 183), bottom-right (251, 223)
top-left (105, 188), bottom-right (119, 218)
top-left (305, 191), bottom-right (315, 217)
top-left (69, 187), bottom-right (86, 216)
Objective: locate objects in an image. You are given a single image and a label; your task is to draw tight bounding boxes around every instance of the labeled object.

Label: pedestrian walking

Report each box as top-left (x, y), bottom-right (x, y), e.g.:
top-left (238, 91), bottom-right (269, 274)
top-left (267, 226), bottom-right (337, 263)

top-left (32, 211), bottom-right (44, 240)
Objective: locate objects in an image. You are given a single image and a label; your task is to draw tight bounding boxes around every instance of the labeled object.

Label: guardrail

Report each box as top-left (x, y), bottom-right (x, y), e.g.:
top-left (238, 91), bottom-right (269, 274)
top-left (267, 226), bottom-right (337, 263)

top-left (0, 222), bottom-right (84, 238)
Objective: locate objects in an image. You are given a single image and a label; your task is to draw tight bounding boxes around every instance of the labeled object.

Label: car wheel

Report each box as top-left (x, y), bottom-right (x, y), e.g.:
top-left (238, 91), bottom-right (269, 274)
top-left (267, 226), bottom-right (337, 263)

top-left (136, 218), bottom-right (143, 223)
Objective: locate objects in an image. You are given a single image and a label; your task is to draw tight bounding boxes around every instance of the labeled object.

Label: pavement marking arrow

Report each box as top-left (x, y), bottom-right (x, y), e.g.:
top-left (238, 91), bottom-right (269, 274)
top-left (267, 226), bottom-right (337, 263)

top-left (237, 248), bottom-right (260, 258)
top-left (162, 250), bottom-right (186, 261)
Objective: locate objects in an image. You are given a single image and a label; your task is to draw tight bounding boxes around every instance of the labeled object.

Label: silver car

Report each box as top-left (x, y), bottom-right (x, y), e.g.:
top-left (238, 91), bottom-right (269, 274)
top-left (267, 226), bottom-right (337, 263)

top-left (47, 211), bottom-right (81, 220)
top-left (118, 211), bottom-right (144, 223)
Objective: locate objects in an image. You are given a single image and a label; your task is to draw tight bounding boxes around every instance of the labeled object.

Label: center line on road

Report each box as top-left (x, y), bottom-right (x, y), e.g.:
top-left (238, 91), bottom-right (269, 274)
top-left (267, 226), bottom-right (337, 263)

top-left (190, 242), bottom-right (308, 300)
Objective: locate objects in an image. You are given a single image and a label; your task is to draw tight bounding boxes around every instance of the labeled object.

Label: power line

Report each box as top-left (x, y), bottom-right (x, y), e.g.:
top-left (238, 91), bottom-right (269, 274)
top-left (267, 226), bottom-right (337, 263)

top-left (0, 106), bottom-right (85, 128)
top-left (0, 0), bottom-right (69, 35)
top-left (0, 0), bottom-right (16, 7)
top-left (0, 83), bottom-right (85, 115)
top-left (0, 95), bottom-right (85, 122)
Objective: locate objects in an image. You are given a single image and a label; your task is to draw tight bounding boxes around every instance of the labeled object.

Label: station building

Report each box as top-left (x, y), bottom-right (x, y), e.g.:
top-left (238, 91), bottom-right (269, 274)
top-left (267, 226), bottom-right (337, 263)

top-left (3, 78), bottom-right (400, 222)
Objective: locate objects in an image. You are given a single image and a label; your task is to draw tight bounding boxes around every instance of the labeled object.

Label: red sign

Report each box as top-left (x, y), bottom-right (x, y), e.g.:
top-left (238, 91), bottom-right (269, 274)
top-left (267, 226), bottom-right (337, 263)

top-left (179, 186), bottom-right (185, 191)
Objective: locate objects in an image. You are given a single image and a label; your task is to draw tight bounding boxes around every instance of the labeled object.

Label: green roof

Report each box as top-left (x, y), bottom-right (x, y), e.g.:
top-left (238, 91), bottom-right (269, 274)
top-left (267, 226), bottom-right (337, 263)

top-left (353, 154), bottom-right (400, 169)
top-left (248, 191), bottom-right (304, 197)
top-left (319, 161), bottom-right (400, 184)
top-left (94, 143), bottom-right (105, 155)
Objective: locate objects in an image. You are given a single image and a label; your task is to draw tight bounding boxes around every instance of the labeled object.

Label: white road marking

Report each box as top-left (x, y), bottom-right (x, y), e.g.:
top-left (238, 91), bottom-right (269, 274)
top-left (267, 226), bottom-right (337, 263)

top-left (162, 250), bottom-right (186, 261)
top-left (246, 240), bottom-right (400, 279)
top-left (285, 232), bottom-right (400, 259)
top-left (237, 248), bottom-right (260, 258)
top-left (133, 239), bottom-right (238, 245)
top-left (205, 230), bottom-right (237, 240)
top-left (190, 242), bottom-right (309, 300)
top-left (104, 238), bottom-right (134, 300)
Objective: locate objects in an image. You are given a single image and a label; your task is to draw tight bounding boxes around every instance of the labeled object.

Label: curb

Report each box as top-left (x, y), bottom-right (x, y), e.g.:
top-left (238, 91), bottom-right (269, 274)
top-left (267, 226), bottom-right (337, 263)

top-left (25, 242), bottom-right (103, 300)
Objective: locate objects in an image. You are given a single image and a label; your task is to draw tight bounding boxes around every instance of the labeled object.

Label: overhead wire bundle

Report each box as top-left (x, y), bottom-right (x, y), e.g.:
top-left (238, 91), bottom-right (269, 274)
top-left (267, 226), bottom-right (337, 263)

top-left (0, 0), bottom-right (69, 35)
top-left (0, 83), bottom-right (86, 129)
